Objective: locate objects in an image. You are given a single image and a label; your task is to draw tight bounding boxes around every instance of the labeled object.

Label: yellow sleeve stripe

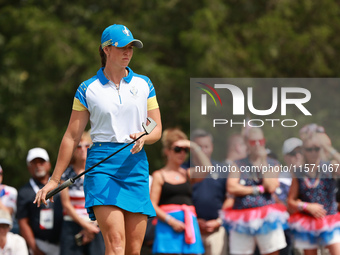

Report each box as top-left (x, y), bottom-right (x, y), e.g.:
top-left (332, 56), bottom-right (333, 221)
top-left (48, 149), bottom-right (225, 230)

top-left (72, 98), bottom-right (87, 111)
top-left (147, 96), bottom-right (159, 111)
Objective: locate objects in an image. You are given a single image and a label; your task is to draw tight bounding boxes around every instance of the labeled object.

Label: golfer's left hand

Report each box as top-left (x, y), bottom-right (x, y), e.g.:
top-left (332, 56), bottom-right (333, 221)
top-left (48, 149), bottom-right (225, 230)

top-left (130, 132), bottom-right (145, 154)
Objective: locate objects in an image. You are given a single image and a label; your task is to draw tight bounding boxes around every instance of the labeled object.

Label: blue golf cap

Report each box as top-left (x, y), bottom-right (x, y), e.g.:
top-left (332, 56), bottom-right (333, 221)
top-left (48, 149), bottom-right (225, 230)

top-left (101, 24), bottom-right (143, 49)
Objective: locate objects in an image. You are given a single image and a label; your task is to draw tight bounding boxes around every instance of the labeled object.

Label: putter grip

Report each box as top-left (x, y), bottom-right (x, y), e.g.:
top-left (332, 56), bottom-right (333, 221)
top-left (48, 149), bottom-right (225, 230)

top-left (46, 179), bottom-right (74, 200)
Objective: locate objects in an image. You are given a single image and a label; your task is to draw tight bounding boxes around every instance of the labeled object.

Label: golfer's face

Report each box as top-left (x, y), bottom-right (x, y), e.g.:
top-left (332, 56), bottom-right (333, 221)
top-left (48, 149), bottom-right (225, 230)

top-left (108, 43), bottom-right (134, 68)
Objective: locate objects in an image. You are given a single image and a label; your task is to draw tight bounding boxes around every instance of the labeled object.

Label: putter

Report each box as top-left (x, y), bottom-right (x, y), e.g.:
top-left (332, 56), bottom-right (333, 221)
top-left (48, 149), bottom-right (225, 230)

top-left (45, 117), bottom-right (157, 200)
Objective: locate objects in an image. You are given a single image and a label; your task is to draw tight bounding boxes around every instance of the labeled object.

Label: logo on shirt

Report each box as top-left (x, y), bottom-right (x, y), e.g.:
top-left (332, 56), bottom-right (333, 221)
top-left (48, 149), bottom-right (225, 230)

top-left (130, 86), bottom-right (139, 98)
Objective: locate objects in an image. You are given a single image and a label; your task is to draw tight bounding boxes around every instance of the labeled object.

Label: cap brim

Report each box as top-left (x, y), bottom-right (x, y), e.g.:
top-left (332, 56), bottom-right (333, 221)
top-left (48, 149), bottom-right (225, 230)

top-left (27, 156), bottom-right (49, 163)
top-left (117, 39), bottom-right (143, 49)
top-left (132, 40), bottom-right (143, 48)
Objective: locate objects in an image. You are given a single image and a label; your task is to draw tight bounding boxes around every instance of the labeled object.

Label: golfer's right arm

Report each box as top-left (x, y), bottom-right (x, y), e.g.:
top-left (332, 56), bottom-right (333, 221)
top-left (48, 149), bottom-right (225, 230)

top-left (34, 110), bottom-right (89, 207)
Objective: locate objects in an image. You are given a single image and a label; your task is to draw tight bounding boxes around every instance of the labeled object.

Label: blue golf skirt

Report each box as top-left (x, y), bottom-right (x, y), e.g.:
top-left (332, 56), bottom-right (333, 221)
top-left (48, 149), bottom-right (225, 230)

top-left (84, 142), bottom-right (156, 220)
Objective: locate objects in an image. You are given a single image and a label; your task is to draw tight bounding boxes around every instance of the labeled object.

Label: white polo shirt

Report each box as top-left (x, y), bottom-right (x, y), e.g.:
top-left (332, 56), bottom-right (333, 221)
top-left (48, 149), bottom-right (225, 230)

top-left (73, 67), bottom-right (158, 143)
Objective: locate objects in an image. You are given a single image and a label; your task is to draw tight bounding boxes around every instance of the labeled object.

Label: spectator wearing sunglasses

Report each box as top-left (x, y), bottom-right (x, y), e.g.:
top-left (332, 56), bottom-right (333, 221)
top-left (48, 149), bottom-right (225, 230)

top-left (150, 128), bottom-right (209, 255)
top-left (299, 123), bottom-right (340, 164)
top-left (221, 127), bottom-right (288, 255)
top-left (59, 131), bottom-right (105, 255)
top-left (288, 133), bottom-right (340, 255)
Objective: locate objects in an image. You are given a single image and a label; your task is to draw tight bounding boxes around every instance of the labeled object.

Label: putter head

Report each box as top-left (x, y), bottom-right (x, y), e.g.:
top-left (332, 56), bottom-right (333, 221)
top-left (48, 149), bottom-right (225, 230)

top-left (142, 117), bottom-right (157, 134)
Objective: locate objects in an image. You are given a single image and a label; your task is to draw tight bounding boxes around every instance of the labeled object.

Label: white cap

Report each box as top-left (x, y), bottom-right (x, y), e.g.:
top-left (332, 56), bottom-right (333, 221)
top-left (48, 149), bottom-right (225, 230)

top-left (26, 148), bottom-right (50, 164)
top-left (282, 138), bottom-right (303, 155)
top-left (0, 210), bottom-right (12, 227)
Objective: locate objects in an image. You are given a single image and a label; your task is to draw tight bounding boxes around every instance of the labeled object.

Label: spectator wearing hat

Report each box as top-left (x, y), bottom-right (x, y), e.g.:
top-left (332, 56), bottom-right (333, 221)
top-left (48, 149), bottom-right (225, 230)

top-left (270, 138), bottom-right (304, 255)
top-left (277, 137), bottom-right (304, 206)
top-left (0, 209), bottom-right (28, 254)
top-left (282, 138), bottom-right (304, 169)
top-left (0, 165), bottom-right (18, 233)
top-left (17, 148), bottom-right (63, 255)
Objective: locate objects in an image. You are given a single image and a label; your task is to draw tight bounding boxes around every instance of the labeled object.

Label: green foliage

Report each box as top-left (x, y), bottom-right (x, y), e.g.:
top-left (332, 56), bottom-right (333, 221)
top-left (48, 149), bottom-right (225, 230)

top-left (0, 0), bottom-right (340, 188)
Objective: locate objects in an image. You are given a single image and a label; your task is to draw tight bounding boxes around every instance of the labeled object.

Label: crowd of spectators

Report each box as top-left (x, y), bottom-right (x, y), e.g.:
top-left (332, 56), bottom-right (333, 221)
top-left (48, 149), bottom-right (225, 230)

top-left (1, 123), bottom-right (339, 255)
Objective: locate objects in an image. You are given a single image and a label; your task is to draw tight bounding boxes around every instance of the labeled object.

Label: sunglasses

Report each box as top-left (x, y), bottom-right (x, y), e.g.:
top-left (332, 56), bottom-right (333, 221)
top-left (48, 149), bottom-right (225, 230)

top-left (77, 144), bottom-right (91, 149)
top-left (172, 146), bottom-right (189, 153)
top-left (248, 138), bottom-right (266, 146)
top-left (304, 147), bottom-right (320, 152)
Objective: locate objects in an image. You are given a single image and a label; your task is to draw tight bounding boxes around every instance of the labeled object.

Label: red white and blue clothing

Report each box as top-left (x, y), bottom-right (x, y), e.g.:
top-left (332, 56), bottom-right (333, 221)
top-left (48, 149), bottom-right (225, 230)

top-left (221, 157), bottom-right (288, 254)
top-left (288, 161), bottom-right (340, 248)
top-left (0, 184), bottom-right (17, 215)
top-left (60, 167), bottom-right (88, 221)
top-left (60, 166), bottom-right (105, 254)
top-left (221, 157), bottom-right (289, 235)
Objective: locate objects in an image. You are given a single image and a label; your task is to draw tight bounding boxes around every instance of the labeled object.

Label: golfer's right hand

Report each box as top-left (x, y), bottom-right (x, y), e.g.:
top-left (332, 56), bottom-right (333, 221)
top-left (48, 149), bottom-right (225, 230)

top-left (33, 180), bottom-right (58, 207)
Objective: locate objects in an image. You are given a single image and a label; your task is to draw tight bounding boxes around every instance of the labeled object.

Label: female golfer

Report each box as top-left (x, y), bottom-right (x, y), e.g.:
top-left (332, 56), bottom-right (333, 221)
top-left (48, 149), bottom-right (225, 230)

top-left (34, 24), bottom-right (162, 255)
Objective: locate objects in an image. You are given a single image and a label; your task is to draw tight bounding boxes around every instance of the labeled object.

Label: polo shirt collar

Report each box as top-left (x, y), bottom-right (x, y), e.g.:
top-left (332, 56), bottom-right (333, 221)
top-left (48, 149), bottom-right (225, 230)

top-left (97, 67), bottom-right (109, 85)
top-left (123, 67), bottom-right (134, 83)
top-left (97, 67), bottom-right (134, 85)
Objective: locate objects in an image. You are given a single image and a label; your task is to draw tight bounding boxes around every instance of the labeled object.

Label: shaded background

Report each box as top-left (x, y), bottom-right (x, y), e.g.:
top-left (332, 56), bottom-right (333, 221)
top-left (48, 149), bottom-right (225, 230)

top-left (1, 0), bottom-right (340, 188)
